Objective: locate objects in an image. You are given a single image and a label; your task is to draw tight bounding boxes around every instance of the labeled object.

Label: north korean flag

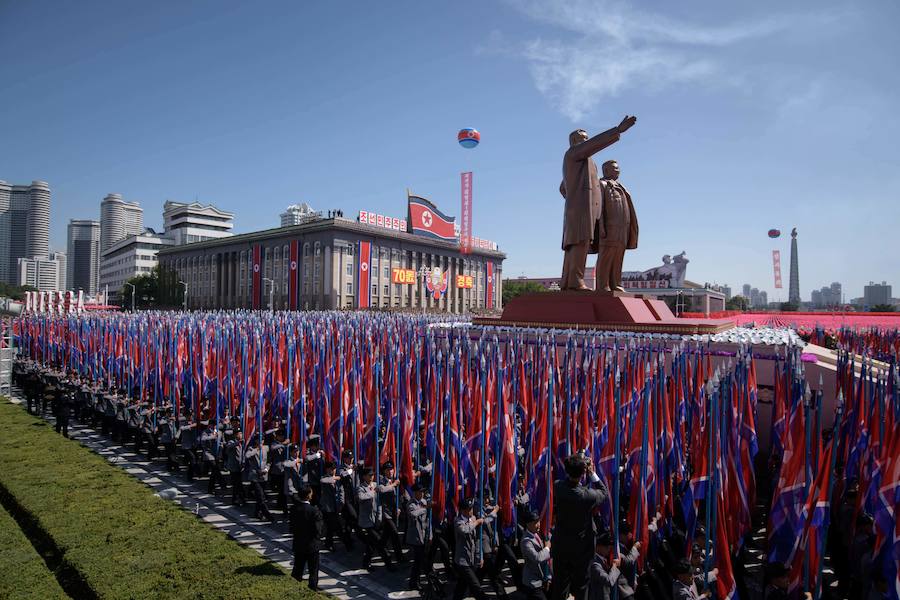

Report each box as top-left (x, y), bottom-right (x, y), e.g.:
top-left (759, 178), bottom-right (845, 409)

top-left (289, 240), bottom-right (299, 310)
top-left (408, 195), bottom-right (456, 241)
top-left (358, 241), bottom-right (371, 309)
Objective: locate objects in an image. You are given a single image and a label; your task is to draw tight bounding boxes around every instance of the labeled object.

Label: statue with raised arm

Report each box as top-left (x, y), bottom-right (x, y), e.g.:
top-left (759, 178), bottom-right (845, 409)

top-left (559, 116), bottom-right (636, 291)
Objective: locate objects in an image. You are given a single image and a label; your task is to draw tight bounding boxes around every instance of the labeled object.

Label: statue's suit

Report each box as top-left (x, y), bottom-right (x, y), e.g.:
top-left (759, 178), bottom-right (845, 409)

top-left (596, 178), bottom-right (638, 291)
top-left (559, 127), bottom-right (621, 290)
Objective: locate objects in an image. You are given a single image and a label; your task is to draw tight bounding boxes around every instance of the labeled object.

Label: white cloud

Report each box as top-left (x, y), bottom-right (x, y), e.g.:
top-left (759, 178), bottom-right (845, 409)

top-left (492, 0), bottom-right (837, 121)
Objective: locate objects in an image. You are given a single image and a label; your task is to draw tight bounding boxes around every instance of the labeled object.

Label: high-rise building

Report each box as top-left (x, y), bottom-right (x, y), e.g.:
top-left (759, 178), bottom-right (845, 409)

top-left (721, 285), bottom-right (732, 300)
top-left (0, 180), bottom-right (51, 285)
top-left (830, 282), bottom-right (842, 305)
top-left (863, 281), bottom-right (892, 307)
top-left (750, 287), bottom-right (761, 307)
top-left (67, 219), bottom-right (101, 295)
top-left (788, 227), bottom-right (800, 304)
top-left (163, 201), bottom-right (234, 245)
top-left (100, 193), bottom-right (143, 252)
top-left (16, 256), bottom-right (60, 291)
top-left (810, 282), bottom-right (843, 307)
top-left (742, 284), bottom-right (751, 299)
top-left (99, 230), bottom-right (174, 302)
top-left (50, 251), bottom-right (66, 291)
top-left (280, 203), bottom-right (317, 227)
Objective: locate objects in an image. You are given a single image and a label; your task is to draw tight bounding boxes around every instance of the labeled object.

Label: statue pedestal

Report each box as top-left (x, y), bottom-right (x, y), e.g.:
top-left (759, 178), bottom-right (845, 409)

top-left (474, 292), bottom-right (735, 334)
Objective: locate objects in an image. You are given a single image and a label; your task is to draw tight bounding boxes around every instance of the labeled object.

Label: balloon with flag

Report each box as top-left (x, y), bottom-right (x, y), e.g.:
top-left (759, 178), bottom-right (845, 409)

top-left (458, 128), bottom-right (480, 149)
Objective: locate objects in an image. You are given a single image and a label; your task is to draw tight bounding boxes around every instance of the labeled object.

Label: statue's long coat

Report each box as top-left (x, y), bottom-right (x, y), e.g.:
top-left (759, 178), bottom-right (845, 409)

top-left (559, 127), bottom-right (620, 252)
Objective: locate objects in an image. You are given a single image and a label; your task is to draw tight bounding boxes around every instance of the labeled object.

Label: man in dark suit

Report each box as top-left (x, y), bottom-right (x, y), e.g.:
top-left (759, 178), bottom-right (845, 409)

top-left (551, 453), bottom-right (610, 600)
top-left (558, 116), bottom-right (636, 290)
top-left (291, 484), bottom-right (325, 591)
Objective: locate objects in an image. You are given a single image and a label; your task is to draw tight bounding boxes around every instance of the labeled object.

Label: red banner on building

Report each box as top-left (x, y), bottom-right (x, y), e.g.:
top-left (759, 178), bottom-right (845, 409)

top-left (289, 240), bottom-right (299, 310)
top-left (251, 245), bottom-right (262, 310)
top-left (460, 172), bottom-right (472, 254)
top-left (772, 250), bottom-right (783, 289)
top-left (358, 241), bottom-right (372, 309)
top-left (486, 262), bottom-right (494, 309)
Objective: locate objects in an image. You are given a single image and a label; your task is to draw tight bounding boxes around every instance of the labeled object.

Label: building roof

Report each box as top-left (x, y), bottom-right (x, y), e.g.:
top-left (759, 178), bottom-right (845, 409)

top-left (163, 200), bottom-right (234, 219)
top-left (157, 217), bottom-right (506, 259)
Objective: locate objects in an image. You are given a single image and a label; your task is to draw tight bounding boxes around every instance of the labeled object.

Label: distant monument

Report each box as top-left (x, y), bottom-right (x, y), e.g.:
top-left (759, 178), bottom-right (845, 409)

top-left (788, 228), bottom-right (800, 304)
top-left (558, 116), bottom-right (637, 291)
top-left (475, 120), bottom-right (734, 334)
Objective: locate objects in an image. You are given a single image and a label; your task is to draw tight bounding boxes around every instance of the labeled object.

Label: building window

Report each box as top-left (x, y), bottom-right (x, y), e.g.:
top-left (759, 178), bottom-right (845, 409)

top-left (346, 282), bottom-right (352, 294)
top-left (383, 267), bottom-right (389, 279)
top-left (314, 242), bottom-right (321, 256)
top-left (372, 284), bottom-right (377, 297)
top-left (346, 263), bottom-right (352, 276)
top-left (303, 243), bottom-right (310, 257)
top-left (383, 284), bottom-right (389, 295)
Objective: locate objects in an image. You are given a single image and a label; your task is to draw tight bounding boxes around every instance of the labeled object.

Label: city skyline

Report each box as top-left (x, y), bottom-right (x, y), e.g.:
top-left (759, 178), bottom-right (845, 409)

top-left (2, 1), bottom-right (899, 300)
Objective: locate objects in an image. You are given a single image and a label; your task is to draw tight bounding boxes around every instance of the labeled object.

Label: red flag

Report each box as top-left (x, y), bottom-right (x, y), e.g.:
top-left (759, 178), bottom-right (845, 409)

top-left (357, 241), bottom-right (372, 309)
top-left (251, 245), bottom-right (262, 310)
top-left (289, 240), bottom-right (299, 310)
top-left (408, 194), bottom-right (456, 240)
top-left (460, 172), bottom-right (473, 254)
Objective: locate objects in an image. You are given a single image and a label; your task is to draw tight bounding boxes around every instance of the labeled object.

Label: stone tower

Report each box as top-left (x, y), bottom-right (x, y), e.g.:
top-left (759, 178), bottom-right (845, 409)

top-left (788, 227), bottom-right (800, 304)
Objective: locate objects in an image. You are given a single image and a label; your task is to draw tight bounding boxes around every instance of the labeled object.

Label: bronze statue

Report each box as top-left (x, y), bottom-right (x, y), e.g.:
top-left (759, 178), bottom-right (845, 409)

top-left (559, 116), bottom-right (636, 291)
top-left (596, 159), bottom-right (638, 291)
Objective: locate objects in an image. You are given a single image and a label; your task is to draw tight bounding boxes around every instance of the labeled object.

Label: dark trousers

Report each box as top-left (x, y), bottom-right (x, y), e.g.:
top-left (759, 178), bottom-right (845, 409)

top-left (453, 564), bottom-right (487, 600)
top-left (550, 546), bottom-right (592, 600)
top-left (323, 510), bottom-right (353, 550)
top-left (358, 526), bottom-right (392, 568)
top-left (524, 586), bottom-right (549, 600)
top-left (163, 442), bottom-right (177, 470)
top-left (206, 462), bottom-right (226, 494)
top-left (55, 415), bottom-right (69, 438)
top-left (382, 516), bottom-right (404, 561)
top-left (428, 532), bottom-right (453, 573)
top-left (292, 550), bottom-right (320, 590)
top-left (479, 551), bottom-right (508, 596)
top-left (181, 449), bottom-right (196, 480)
top-left (270, 472), bottom-right (285, 509)
top-left (341, 503), bottom-right (359, 535)
top-left (409, 544), bottom-right (427, 587)
top-left (496, 540), bottom-right (522, 587)
top-left (250, 480), bottom-right (272, 520)
top-left (230, 471), bottom-right (246, 505)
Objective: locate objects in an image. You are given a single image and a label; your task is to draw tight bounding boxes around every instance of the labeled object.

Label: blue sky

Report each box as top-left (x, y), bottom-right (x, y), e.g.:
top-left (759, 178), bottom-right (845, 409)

top-left (2, 0), bottom-right (898, 302)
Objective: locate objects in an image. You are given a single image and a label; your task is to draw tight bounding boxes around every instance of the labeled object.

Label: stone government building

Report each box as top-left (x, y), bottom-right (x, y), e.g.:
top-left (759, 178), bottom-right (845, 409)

top-left (158, 215), bottom-right (505, 313)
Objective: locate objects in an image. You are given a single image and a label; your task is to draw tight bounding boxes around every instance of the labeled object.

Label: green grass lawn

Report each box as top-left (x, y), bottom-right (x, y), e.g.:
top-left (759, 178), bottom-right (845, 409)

top-left (0, 502), bottom-right (68, 600)
top-left (0, 398), bottom-right (325, 599)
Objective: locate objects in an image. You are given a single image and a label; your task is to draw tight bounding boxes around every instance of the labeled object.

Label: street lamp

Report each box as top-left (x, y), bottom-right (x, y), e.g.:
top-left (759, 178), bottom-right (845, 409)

top-left (124, 282), bottom-right (136, 312)
top-left (262, 278), bottom-right (275, 312)
top-left (178, 280), bottom-right (188, 311)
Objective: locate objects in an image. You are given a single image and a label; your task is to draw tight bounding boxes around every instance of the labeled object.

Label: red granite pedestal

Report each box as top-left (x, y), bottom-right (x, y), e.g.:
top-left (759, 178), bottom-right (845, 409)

top-left (473, 291), bottom-right (735, 334)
